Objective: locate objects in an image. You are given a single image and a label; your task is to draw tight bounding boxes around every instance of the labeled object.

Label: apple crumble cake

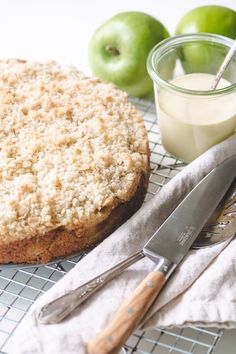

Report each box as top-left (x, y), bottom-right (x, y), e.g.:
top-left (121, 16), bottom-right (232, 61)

top-left (0, 59), bottom-right (150, 264)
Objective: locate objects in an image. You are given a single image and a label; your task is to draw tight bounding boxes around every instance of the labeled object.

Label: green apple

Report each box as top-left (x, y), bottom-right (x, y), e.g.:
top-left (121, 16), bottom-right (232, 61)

top-left (176, 5), bottom-right (236, 39)
top-left (175, 6), bottom-right (236, 74)
top-left (89, 12), bottom-right (169, 98)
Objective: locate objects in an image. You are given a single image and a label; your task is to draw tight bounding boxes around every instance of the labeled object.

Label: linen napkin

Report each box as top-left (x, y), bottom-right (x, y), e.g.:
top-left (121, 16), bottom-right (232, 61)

top-left (14, 134), bottom-right (236, 354)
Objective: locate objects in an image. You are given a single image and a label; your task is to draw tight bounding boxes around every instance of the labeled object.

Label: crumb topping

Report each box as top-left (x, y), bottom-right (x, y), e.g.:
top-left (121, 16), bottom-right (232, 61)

top-left (0, 59), bottom-right (149, 243)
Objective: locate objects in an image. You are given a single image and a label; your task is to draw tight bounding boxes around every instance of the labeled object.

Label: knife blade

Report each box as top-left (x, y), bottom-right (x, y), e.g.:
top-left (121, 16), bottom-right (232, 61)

top-left (87, 155), bottom-right (236, 354)
top-left (143, 155), bottom-right (236, 269)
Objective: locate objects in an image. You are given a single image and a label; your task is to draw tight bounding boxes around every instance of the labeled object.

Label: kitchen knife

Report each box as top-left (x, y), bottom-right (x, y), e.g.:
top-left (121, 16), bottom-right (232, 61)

top-left (38, 179), bottom-right (236, 326)
top-left (87, 155), bottom-right (236, 354)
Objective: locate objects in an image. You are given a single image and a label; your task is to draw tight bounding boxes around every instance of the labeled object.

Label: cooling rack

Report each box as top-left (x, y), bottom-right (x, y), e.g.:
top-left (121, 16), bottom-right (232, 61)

top-left (0, 99), bottom-right (223, 354)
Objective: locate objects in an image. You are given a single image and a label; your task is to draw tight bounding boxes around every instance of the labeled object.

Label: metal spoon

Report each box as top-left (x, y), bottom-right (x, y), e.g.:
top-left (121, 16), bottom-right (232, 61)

top-left (210, 38), bottom-right (236, 90)
top-left (38, 179), bottom-right (236, 324)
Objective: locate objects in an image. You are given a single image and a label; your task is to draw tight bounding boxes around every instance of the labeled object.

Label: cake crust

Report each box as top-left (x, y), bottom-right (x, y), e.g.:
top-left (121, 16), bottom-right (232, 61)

top-left (0, 173), bottom-right (148, 264)
top-left (0, 59), bottom-right (150, 264)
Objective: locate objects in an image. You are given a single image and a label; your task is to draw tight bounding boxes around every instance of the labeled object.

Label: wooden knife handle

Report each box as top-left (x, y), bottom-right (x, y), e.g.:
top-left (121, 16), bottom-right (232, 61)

top-left (87, 270), bottom-right (166, 354)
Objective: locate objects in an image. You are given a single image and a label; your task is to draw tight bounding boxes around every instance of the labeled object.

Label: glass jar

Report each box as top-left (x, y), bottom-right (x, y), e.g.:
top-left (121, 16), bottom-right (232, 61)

top-left (147, 33), bottom-right (236, 162)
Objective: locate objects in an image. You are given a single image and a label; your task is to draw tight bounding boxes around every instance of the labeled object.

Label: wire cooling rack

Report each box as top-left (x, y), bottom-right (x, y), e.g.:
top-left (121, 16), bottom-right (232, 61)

top-left (0, 99), bottom-right (223, 354)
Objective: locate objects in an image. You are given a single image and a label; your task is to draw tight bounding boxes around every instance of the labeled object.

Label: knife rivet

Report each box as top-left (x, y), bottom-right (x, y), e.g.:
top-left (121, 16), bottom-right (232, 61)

top-left (146, 280), bottom-right (154, 288)
top-left (106, 335), bottom-right (113, 343)
top-left (127, 307), bottom-right (134, 315)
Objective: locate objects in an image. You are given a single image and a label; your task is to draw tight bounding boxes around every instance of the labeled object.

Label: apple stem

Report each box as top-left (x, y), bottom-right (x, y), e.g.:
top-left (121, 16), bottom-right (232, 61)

top-left (105, 45), bottom-right (120, 56)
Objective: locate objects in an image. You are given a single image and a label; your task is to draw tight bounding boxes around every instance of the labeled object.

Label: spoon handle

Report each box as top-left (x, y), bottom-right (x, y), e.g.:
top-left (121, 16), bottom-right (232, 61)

top-left (210, 38), bottom-right (236, 90)
top-left (38, 251), bottom-right (145, 324)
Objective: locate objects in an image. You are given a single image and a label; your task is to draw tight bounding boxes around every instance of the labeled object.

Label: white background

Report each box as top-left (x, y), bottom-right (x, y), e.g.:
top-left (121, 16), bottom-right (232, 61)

top-left (0, 0), bottom-right (236, 352)
top-left (0, 0), bottom-right (235, 75)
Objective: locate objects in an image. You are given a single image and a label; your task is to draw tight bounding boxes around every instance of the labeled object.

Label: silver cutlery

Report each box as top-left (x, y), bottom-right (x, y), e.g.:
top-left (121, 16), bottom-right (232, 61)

top-left (38, 157), bottom-right (236, 330)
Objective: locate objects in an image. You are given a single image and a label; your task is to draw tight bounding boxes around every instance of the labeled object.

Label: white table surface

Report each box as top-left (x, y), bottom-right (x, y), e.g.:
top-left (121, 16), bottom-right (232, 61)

top-left (0, 0), bottom-right (235, 352)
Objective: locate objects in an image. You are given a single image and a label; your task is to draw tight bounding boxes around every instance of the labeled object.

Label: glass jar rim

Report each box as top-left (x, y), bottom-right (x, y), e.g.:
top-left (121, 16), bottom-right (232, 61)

top-left (147, 33), bottom-right (236, 96)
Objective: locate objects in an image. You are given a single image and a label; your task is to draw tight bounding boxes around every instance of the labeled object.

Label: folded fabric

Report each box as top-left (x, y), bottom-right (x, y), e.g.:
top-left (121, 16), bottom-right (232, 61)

top-left (14, 133), bottom-right (236, 354)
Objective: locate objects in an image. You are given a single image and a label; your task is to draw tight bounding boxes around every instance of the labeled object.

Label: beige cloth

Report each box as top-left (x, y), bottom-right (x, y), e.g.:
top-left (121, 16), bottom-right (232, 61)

top-left (14, 134), bottom-right (236, 354)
